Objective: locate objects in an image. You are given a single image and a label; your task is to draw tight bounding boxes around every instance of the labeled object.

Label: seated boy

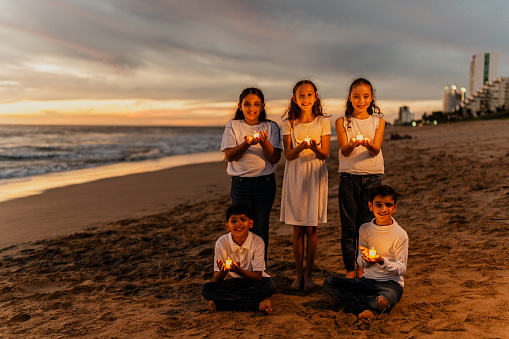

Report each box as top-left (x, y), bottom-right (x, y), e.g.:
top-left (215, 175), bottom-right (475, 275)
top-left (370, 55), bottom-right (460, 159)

top-left (201, 204), bottom-right (277, 314)
top-left (324, 185), bottom-right (408, 322)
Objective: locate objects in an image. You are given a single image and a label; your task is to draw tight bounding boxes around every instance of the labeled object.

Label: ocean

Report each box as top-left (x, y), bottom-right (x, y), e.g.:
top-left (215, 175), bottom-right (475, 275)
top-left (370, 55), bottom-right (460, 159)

top-left (0, 125), bottom-right (224, 182)
top-left (0, 125), bottom-right (225, 201)
top-left (0, 124), bottom-right (336, 201)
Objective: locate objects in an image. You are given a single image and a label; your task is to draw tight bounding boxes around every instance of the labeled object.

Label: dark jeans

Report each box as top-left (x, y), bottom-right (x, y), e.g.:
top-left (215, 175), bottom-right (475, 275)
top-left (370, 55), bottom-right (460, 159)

top-left (338, 173), bottom-right (382, 272)
top-left (323, 276), bottom-right (403, 315)
top-left (201, 277), bottom-right (277, 311)
top-left (231, 173), bottom-right (276, 260)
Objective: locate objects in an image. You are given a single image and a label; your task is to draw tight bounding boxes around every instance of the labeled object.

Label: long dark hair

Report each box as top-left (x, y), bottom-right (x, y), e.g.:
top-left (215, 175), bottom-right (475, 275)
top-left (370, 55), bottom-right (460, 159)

top-left (232, 87), bottom-right (268, 121)
top-left (282, 80), bottom-right (326, 128)
top-left (344, 77), bottom-right (382, 130)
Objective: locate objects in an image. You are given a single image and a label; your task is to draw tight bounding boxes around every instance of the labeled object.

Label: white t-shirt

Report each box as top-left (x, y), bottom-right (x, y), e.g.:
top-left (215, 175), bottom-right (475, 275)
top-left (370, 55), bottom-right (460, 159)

top-left (214, 232), bottom-right (270, 279)
top-left (221, 120), bottom-right (282, 177)
top-left (338, 115), bottom-right (384, 175)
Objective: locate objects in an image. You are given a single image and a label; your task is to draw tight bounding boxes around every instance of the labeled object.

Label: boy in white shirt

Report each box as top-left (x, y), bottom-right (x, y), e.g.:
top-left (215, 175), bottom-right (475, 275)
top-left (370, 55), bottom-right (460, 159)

top-left (324, 185), bottom-right (408, 322)
top-left (201, 204), bottom-right (277, 314)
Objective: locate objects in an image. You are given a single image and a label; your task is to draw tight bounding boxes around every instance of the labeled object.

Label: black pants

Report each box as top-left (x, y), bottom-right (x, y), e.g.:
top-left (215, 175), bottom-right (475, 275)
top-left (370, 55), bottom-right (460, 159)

top-left (201, 277), bottom-right (277, 311)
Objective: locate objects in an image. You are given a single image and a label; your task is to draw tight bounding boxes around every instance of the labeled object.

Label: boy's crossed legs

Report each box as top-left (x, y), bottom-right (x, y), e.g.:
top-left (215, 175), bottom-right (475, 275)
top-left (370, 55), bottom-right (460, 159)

top-left (323, 276), bottom-right (402, 321)
top-left (201, 277), bottom-right (277, 314)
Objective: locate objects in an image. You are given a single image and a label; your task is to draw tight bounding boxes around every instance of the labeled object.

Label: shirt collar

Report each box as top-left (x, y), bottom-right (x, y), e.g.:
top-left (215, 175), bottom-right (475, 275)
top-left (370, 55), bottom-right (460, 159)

top-left (371, 217), bottom-right (397, 230)
top-left (228, 232), bottom-right (253, 251)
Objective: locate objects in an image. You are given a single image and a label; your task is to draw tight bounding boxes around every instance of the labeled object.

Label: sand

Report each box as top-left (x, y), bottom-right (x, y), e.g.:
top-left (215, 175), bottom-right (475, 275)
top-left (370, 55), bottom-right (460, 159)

top-left (0, 119), bottom-right (508, 338)
top-left (0, 161), bottom-right (230, 250)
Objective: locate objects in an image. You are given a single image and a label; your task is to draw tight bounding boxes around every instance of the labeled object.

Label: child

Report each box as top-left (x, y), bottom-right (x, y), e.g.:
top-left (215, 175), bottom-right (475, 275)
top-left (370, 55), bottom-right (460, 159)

top-left (221, 88), bottom-right (282, 260)
top-left (201, 204), bottom-right (277, 314)
top-left (324, 185), bottom-right (408, 322)
top-left (336, 77), bottom-right (386, 278)
top-left (280, 80), bottom-right (331, 291)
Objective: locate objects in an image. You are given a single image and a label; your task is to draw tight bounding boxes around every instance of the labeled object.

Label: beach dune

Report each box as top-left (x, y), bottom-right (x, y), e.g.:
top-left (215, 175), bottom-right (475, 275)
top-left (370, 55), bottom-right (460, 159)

top-left (0, 119), bottom-right (508, 338)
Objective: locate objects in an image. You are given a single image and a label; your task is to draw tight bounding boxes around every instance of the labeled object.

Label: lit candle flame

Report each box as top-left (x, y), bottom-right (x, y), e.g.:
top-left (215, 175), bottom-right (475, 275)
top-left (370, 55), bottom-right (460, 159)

top-left (253, 132), bottom-right (260, 138)
top-left (356, 132), bottom-right (363, 141)
top-left (225, 258), bottom-right (232, 269)
top-left (304, 136), bottom-right (311, 144)
top-left (368, 247), bottom-right (376, 259)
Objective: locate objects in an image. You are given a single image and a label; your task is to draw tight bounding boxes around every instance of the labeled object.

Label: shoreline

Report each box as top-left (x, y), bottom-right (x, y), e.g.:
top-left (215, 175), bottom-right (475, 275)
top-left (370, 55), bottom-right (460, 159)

top-left (0, 151), bottom-right (224, 203)
top-left (0, 159), bottom-right (230, 251)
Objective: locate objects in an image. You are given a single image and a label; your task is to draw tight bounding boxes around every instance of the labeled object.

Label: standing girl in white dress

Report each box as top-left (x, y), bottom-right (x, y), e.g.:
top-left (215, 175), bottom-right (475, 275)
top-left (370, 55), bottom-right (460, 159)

top-left (280, 80), bottom-right (331, 290)
top-left (336, 78), bottom-right (385, 279)
top-left (221, 88), bottom-right (282, 261)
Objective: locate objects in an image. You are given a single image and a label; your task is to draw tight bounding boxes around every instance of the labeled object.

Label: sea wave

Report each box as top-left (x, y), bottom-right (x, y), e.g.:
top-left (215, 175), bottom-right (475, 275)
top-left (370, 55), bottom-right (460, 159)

top-left (0, 125), bottom-right (224, 180)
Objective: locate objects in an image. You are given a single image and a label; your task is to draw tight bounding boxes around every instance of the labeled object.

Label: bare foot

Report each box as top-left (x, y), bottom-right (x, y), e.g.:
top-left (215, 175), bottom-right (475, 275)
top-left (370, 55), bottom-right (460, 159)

top-left (303, 276), bottom-right (316, 291)
top-left (259, 298), bottom-right (273, 315)
top-left (358, 310), bottom-right (375, 322)
top-left (208, 300), bottom-right (216, 312)
top-left (377, 296), bottom-right (389, 310)
top-left (345, 271), bottom-right (356, 279)
top-left (291, 275), bottom-right (304, 290)
top-left (356, 266), bottom-right (364, 278)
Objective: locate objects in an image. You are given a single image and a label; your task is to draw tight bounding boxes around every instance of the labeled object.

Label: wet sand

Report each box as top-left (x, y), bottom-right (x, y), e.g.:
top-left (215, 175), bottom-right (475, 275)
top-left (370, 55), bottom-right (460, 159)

top-left (0, 119), bottom-right (508, 338)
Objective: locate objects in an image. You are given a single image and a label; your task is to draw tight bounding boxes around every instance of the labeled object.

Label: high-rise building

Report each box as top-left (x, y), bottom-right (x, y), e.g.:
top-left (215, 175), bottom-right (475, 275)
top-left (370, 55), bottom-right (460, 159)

top-left (469, 52), bottom-right (498, 96)
top-left (398, 106), bottom-right (414, 124)
top-left (443, 85), bottom-right (466, 113)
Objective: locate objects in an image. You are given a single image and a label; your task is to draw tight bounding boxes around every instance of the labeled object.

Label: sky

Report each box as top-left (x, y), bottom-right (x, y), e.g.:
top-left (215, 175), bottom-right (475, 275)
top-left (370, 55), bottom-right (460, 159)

top-left (0, 0), bottom-right (508, 126)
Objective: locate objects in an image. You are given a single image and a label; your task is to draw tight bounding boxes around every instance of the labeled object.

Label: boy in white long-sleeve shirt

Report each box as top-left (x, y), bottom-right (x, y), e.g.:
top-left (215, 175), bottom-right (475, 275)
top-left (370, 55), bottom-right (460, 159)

top-left (324, 185), bottom-right (408, 322)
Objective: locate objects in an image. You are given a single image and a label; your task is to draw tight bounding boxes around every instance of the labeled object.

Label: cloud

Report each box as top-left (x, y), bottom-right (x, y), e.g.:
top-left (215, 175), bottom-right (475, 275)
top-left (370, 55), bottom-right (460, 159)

top-left (0, 0), bottom-right (507, 124)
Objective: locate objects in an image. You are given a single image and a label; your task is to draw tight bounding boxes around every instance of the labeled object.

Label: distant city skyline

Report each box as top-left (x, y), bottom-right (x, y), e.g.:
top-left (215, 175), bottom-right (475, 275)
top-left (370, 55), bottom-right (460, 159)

top-left (0, 1), bottom-right (508, 126)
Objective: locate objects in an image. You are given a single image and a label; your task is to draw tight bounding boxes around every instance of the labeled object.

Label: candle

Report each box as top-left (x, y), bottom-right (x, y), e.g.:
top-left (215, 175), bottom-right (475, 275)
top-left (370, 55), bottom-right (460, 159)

top-left (304, 136), bottom-right (311, 144)
top-left (225, 258), bottom-right (232, 269)
top-left (253, 132), bottom-right (260, 138)
top-left (356, 132), bottom-right (363, 141)
top-left (368, 247), bottom-right (376, 259)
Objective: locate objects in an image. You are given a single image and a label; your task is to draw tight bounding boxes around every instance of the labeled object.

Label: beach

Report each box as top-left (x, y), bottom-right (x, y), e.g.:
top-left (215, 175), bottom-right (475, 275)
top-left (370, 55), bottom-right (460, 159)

top-left (1, 119), bottom-right (508, 338)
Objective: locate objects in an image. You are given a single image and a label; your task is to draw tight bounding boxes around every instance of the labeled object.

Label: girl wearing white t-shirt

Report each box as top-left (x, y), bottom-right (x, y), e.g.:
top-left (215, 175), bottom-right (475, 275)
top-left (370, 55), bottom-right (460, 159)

top-left (336, 78), bottom-right (386, 279)
top-left (220, 88), bottom-right (282, 260)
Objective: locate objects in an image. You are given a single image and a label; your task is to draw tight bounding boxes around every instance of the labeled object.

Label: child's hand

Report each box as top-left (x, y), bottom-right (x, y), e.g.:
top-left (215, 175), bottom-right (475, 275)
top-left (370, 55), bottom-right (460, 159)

top-left (258, 130), bottom-right (269, 143)
top-left (309, 139), bottom-right (319, 151)
top-left (359, 246), bottom-right (382, 264)
top-left (245, 134), bottom-right (260, 145)
top-left (228, 262), bottom-right (241, 273)
top-left (359, 138), bottom-right (372, 147)
top-left (296, 139), bottom-right (310, 150)
top-left (217, 259), bottom-right (231, 272)
top-left (349, 138), bottom-right (362, 148)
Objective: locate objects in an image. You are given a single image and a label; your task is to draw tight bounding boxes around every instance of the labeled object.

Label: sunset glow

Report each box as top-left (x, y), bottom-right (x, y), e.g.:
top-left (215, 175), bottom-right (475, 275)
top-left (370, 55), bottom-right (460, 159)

top-left (0, 1), bottom-right (506, 126)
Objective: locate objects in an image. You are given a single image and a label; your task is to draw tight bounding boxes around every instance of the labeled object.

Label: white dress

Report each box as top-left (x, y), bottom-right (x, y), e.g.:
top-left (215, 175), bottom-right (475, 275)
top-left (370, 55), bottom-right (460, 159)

top-left (280, 116), bottom-right (331, 226)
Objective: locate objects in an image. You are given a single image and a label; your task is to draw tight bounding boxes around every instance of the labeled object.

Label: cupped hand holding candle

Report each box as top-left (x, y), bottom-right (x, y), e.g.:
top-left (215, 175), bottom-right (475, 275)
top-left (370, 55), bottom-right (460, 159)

top-left (245, 130), bottom-right (267, 145)
top-left (254, 130), bottom-right (268, 139)
top-left (359, 245), bottom-right (381, 263)
top-left (351, 133), bottom-right (373, 147)
top-left (296, 136), bottom-right (321, 147)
